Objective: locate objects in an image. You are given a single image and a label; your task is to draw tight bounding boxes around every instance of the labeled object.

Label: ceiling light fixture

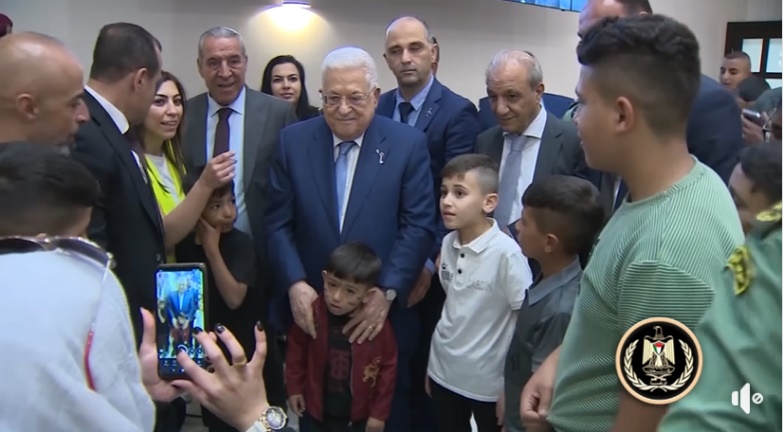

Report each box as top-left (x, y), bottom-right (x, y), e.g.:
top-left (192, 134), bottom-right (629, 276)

top-left (281, 0), bottom-right (311, 8)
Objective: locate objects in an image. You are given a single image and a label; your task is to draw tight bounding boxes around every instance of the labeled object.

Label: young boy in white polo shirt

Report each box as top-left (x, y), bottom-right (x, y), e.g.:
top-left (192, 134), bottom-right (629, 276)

top-left (426, 154), bottom-right (533, 432)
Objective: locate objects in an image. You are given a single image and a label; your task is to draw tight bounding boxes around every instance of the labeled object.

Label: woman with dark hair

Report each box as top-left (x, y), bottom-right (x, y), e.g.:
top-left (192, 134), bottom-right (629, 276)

top-left (261, 55), bottom-right (320, 121)
top-left (134, 71), bottom-right (234, 262)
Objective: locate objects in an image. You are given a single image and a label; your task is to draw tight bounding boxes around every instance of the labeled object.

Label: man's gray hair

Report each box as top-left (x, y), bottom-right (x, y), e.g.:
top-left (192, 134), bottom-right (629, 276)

top-left (384, 16), bottom-right (433, 43)
top-left (197, 26), bottom-right (246, 59)
top-left (486, 49), bottom-right (544, 89)
top-left (321, 47), bottom-right (379, 90)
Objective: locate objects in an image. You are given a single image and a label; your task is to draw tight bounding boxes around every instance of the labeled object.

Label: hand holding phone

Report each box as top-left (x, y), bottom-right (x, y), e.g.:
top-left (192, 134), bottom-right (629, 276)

top-left (742, 108), bottom-right (766, 126)
top-left (156, 263), bottom-right (209, 380)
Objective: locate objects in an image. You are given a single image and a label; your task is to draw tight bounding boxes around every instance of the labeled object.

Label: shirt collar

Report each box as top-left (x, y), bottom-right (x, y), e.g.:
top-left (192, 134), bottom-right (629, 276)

top-left (527, 259), bottom-right (581, 305)
top-left (207, 86), bottom-right (246, 117)
top-left (451, 218), bottom-right (500, 254)
top-left (84, 85), bottom-right (130, 134)
top-left (503, 105), bottom-right (547, 140)
top-left (395, 74), bottom-right (435, 112)
top-left (333, 134), bottom-right (364, 148)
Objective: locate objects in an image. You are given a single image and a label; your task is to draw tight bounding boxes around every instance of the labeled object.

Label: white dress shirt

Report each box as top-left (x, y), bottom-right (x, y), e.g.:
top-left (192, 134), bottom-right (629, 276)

top-left (497, 107), bottom-right (548, 227)
top-left (85, 86), bottom-right (148, 182)
top-left (333, 134), bottom-right (365, 231)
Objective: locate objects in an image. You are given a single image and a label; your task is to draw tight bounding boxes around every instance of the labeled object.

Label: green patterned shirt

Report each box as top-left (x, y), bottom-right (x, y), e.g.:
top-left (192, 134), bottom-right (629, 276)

top-left (547, 161), bottom-right (744, 432)
top-left (658, 203), bottom-right (782, 431)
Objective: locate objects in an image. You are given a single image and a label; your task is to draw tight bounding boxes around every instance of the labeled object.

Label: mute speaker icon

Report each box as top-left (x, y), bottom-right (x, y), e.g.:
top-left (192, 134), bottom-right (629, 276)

top-left (731, 383), bottom-right (764, 414)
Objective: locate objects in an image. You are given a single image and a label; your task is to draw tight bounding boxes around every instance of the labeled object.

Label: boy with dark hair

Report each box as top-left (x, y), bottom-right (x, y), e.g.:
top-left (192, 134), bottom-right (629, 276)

top-left (501, 175), bottom-right (604, 432)
top-left (175, 168), bottom-right (261, 432)
top-left (521, 15), bottom-right (744, 432)
top-left (286, 242), bottom-right (397, 432)
top-left (0, 141), bottom-right (99, 236)
top-left (729, 141), bottom-right (782, 233)
top-left (427, 154), bottom-right (531, 432)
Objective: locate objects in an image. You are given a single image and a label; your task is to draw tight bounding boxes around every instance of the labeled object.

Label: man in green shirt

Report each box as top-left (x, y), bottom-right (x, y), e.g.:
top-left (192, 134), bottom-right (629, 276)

top-left (658, 144), bottom-right (781, 431)
top-left (519, 14), bottom-right (744, 432)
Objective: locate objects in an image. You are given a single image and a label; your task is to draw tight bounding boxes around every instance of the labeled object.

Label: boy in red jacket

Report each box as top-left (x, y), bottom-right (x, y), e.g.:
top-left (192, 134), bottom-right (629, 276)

top-left (286, 243), bottom-right (397, 432)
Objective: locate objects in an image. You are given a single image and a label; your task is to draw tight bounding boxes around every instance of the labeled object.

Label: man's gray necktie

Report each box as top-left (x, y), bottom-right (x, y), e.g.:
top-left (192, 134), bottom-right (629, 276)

top-left (494, 136), bottom-right (525, 226)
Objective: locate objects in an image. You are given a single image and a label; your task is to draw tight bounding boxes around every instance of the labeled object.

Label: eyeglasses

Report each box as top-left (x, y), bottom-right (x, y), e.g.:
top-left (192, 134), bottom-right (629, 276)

top-left (762, 106), bottom-right (780, 142)
top-left (321, 92), bottom-right (373, 107)
top-left (0, 236), bottom-right (115, 391)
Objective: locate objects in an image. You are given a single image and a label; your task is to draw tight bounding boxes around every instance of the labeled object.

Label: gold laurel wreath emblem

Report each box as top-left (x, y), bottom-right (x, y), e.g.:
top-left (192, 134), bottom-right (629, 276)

top-left (623, 339), bottom-right (693, 392)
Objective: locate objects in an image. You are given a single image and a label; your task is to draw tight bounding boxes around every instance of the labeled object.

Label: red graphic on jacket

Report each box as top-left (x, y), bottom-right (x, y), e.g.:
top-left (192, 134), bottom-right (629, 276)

top-left (285, 295), bottom-right (397, 422)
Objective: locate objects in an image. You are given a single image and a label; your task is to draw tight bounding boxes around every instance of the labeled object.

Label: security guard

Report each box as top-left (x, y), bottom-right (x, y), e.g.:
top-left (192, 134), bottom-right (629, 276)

top-left (657, 202), bottom-right (782, 431)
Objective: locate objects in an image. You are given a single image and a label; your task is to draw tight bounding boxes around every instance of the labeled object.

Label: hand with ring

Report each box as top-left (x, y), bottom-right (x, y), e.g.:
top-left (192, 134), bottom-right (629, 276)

top-left (343, 287), bottom-right (390, 344)
top-left (172, 322), bottom-right (270, 432)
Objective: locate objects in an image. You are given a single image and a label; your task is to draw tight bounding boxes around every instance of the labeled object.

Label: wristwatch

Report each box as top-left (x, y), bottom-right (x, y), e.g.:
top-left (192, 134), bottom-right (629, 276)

top-left (384, 288), bottom-right (397, 302)
top-left (244, 406), bottom-right (287, 432)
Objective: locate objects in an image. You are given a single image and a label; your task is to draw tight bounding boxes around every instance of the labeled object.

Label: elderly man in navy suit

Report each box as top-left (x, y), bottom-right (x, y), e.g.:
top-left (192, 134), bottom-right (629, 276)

top-left (376, 16), bottom-right (479, 432)
top-left (266, 46), bottom-right (436, 432)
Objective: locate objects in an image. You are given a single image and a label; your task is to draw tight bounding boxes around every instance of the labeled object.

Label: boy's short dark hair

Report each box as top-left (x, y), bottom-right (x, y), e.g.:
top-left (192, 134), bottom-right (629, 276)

top-left (577, 14), bottom-right (701, 138)
top-left (724, 50), bottom-right (751, 62)
top-left (325, 243), bottom-right (382, 288)
top-left (0, 142), bottom-right (100, 236)
top-left (522, 175), bottom-right (605, 255)
top-left (89, 22), bottom-right (162, 83)
top-left (181, 167), bottom-right (234, 198)
top-left (738, 142), bottom-right (782, 204)
top-left (441, 154), bottom-right (499, 194)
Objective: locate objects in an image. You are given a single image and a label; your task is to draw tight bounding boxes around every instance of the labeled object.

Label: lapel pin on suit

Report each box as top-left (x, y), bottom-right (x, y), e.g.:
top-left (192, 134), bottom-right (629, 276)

top-left (376, 149), bottom-right (385, 164)
top-left (426, 108), bottom-right (433, 117)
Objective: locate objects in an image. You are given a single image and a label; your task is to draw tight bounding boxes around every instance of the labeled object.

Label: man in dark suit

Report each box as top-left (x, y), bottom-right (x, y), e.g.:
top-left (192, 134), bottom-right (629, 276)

top-left (477, 50), bottom-right (588, 233)
top-left (266, 47), bottom-right (436, 432)
top-left (70, 23), bottom-right (165, 342)
top-left (377, 16), bottom-right (479, 432)
top-left (0, 32), bottom-right (89, 146)
top-left (68, 22), bottom-right (194, 432)
top-left (182, 26), bottom-right (294, 429)
top-left (577, 0), bottom-right (743, 215)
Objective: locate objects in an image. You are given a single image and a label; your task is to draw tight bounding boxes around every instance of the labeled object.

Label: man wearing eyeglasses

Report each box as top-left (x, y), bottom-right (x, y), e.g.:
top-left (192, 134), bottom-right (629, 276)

top-left (266, 46), bottom-right (436, 432)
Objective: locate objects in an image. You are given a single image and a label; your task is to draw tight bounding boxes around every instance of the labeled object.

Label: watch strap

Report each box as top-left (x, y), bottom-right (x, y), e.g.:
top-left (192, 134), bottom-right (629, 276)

top-left (244, 420), bottom-right (269, 432)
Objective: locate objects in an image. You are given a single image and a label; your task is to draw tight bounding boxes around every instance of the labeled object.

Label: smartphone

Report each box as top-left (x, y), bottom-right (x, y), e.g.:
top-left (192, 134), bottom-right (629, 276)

top-left (155, 263), bottom-right (208, 380)
top-left (742, 108), bottom-right (766, 126)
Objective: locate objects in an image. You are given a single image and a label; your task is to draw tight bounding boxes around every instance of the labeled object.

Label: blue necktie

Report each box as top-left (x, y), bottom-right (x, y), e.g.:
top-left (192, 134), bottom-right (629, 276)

top-left (495, 135), bottom-right (525, 226)
top-left (614, 180), bottom-right (628, 210)
top-left (335, 141), bottom-right (355, 228)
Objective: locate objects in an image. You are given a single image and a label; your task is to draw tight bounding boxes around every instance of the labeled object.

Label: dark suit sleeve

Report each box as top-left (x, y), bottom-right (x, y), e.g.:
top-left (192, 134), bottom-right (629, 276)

top-left (378, 133), bottom-right (436, 300)
top-left (70, 129), bottom-right (110, 249)
top-left (686, 88), bottom-right (743, 183)
top-left (264, 130), bottom-right (307, 294)
top-left (560, 119), bottom-right (592, 181)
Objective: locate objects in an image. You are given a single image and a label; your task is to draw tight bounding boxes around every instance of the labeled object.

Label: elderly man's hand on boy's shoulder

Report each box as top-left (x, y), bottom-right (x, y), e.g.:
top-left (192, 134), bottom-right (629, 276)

top-left (344, 287), bottom-right (389, 344)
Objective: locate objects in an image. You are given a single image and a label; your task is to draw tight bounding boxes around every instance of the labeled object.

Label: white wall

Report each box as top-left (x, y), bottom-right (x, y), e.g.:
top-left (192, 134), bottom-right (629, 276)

top-left (4, 0), bottom-right (782, 104)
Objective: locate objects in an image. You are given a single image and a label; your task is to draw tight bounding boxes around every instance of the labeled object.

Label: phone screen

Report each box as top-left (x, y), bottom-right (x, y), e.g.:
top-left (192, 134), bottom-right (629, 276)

top-left (155, 263), bottom-right (208, 379)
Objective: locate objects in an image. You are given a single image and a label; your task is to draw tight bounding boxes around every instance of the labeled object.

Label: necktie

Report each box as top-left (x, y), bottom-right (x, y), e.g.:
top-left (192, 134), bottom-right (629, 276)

top-left (614, 180), bottom-right (628, 210)
top-left (179, 293), bottom-right (183, 310)
top-left (399, 102), bottom-right (414, 125)
top-left (213, 107), bottom-right (233, 156)
top-left (335, 141), bottom-right (356, 228)
top-left (494, 136), bottom-right (525, 226)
